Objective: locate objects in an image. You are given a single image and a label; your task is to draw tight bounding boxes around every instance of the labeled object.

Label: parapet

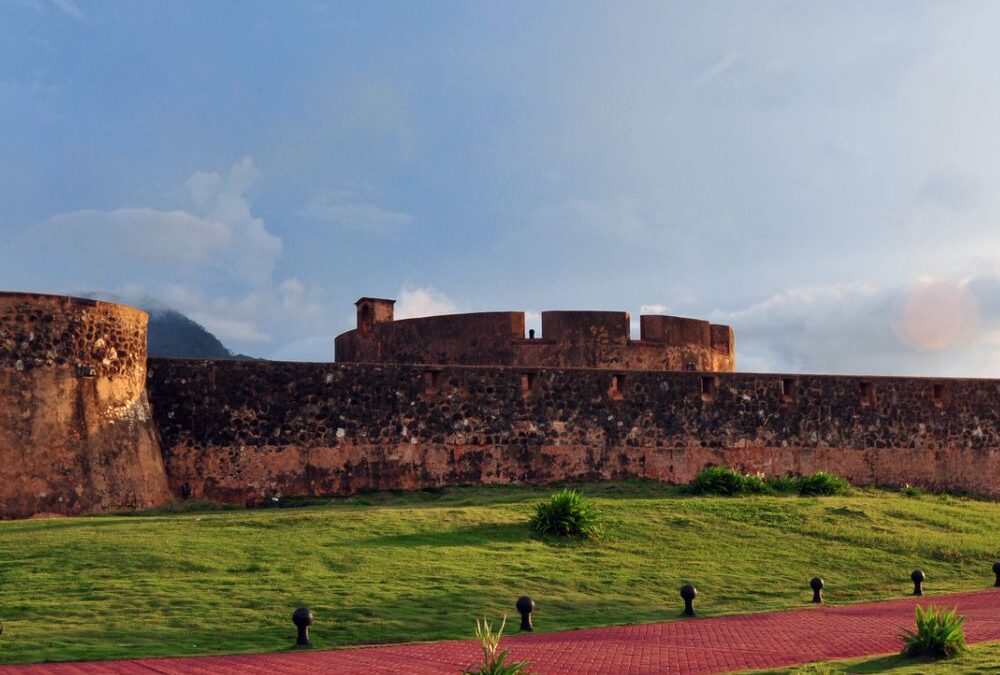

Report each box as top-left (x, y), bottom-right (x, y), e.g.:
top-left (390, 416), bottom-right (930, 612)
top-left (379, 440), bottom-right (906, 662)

top-left (334, 297), bottom-right (735, 371)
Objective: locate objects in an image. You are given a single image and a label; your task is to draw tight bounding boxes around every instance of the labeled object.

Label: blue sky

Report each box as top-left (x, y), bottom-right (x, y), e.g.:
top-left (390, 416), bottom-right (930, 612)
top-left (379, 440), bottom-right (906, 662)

top-left (3, 1), bottom-right (1000, 374)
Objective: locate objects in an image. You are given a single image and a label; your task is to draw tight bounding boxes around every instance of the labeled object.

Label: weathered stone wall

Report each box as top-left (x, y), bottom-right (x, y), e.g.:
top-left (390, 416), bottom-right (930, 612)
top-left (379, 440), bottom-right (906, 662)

top-left (335, 308), bottom-right (736, 372)
top-left (146, 359), bottom-right (1000, 503)
top-left (0, 293), bottom-right (171, 519)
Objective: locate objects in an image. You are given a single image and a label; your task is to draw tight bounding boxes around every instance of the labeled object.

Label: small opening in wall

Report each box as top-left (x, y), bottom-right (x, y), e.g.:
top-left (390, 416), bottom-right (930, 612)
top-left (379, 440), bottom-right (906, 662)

top-left (781, 377), bottom-right (797, 403)
top-left (424, 370), bottom-right (443, 395)
top-left (701, 376), bottom-right (718, 402)
top-left (608, 374), bottom-right (625, 400)
top-left (932, 382), bottom-right (945, 408)
top-left (859, 381), bottom-right (874, 407)
top-left (358, 303), bottom-right (372, 335)
top-left (520, 372), bottom-right (537, 399)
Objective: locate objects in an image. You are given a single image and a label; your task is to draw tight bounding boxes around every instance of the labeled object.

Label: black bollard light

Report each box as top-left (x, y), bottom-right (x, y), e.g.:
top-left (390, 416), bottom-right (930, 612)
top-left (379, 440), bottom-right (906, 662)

top-left (810, 577), bottom-right (824, 604)
top-left (516, 596), bottom-right (535, 631)
top-left (911, 569), bottom-right (925, 596)
top-left (292, 607), bottom-right (314, 647)
top-left (680, 584), bottom-right (697, 617)
top-left (993, 561), bottom-right (1000, 588)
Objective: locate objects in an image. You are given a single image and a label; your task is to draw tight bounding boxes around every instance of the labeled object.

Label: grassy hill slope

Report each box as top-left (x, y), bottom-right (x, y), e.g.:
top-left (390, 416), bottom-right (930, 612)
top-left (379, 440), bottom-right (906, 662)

top-left (0, 481), bottom-right (998, 664)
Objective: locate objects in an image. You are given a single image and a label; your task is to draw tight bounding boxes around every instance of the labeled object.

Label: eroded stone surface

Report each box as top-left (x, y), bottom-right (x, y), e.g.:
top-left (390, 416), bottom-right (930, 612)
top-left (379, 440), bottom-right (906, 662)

top-left (147, 360), bottom-right (1000, 504)
top-left (0, 293), bottom-right (171, 519)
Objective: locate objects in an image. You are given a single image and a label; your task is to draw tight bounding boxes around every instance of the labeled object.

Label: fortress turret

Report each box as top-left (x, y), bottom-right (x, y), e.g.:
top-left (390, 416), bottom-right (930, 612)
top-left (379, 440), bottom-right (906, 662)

top-left (335, 297), bottom-right (735, 371)
top-left (0, 292), bottom-right (171, 519)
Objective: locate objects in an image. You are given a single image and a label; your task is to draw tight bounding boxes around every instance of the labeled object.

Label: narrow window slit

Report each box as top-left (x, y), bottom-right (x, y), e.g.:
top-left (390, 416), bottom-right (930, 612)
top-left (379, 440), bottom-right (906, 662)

top-left (701, 376), bottom-right (718, 402)
top-left (608, 374), bottom-right (625, 400)
top-left (932, 383), bottom-right (945, 408)
top-left (424, 370), bottom-right (443, 395)
top-left (520, 372), bottom-right (537, 399)
top-left (859, 381), bottom-right (874, 407)
top-left (781, 378), bottom-right (797, 403)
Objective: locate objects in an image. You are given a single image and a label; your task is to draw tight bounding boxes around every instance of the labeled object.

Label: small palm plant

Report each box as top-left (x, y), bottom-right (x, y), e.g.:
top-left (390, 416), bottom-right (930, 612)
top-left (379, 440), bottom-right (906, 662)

top-left (900, 604), bottom-right (969, 658)
top-left (463, 616), bottom-right (531, 675)
top-left (529, 489), bottom-right (600, 538)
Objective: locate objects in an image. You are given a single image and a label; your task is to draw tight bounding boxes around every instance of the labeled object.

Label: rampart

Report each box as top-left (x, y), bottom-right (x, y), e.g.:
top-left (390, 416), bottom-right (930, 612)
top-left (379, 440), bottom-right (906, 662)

top-left (334, 298), bottom-right (736, 372)
top-left (147, 360), bottom-right (1000, 504)
top-left (0, 292), bottom-right (171, 519)
top-left (3, 290), bottom-right (1000, 519)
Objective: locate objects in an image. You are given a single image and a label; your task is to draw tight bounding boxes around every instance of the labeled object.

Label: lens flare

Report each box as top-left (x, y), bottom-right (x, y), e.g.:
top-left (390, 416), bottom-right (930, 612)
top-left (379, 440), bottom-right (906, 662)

top-left (894, 280), bottom-right (980, 350)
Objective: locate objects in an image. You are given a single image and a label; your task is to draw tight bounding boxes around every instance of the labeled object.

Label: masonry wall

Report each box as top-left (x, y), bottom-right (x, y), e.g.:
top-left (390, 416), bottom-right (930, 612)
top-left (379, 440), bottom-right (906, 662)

top-left (146, 359), bottom-right (1000, 503)
top-left (335, 310), bottom-right (736, 372)
top-left (0, 293), bottom-right (171, 519)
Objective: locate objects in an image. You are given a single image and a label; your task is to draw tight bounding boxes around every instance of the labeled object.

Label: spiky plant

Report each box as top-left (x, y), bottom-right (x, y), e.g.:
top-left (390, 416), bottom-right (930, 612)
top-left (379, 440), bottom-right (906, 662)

top-left (900, 604), bottom-right (969, 659)
top-left (463, 616), bottom-right (531, 675)
top-left (529, 489), bottom-right (600, 538)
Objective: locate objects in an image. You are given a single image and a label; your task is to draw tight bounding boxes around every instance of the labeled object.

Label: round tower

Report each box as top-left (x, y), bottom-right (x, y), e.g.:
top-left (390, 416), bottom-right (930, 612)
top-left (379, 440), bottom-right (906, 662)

top-left (0, 292), bottom-right (171, 518)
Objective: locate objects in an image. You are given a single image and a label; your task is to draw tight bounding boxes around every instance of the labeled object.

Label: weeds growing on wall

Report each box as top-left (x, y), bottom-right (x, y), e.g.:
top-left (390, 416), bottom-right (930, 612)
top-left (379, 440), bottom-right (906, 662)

top-left (688, 467), bottom-right (851, 497)
top-left (529, 489), bottom-right (601, 538)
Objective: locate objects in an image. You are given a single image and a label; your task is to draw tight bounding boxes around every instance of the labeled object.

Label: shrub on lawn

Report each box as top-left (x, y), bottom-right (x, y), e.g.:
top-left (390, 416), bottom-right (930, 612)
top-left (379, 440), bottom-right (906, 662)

top-left (529, 489), bottom-right (600, 538)
top-left (464, 616), bottom-right (532, 675)
top-left (690, 467), bottom-right (851, 497)
top-left (688, 466), bottom-right (768, 496)
top-left (900, 604), bottom-right (968, 659)
top-left (765, 475), bottom-right (800, 495)
top-left (797, 471), bottom-right (850, 496)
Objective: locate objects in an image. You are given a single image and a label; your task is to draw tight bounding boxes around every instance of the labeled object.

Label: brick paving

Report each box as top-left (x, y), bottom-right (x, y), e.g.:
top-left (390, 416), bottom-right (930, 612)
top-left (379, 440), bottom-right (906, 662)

top-left (3, 589), bottom-right (999, 674)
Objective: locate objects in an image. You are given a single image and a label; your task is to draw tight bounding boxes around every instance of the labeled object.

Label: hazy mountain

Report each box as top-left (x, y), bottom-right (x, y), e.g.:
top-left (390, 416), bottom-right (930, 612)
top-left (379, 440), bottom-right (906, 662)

top-left (81, 292), bottom-right (257, 360)
top-left (146, 309), bottom-right (235, 359)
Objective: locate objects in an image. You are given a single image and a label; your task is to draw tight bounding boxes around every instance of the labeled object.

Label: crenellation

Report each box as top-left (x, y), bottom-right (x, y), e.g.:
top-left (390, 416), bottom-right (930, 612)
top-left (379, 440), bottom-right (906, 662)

top-left (335, 297), bottom-right (735, 372)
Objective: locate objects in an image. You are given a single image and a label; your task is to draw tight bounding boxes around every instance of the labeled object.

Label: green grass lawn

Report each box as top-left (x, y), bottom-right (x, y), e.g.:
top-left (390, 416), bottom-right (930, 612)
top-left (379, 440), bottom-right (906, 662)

top-left (0, 481), bottom-right (999, 665)
top-left (747, 640), bottom-right (1000, 674)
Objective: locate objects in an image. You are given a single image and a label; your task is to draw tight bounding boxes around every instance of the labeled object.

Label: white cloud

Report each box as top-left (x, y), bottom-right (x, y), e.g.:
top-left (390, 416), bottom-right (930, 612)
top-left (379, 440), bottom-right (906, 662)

top-left (714, 276), bottom-right (1000, 377)
top-left (43, 157), bottom-right (281, 287)
top-left (394, 284), bottom-right (458, 319)
top-left (640, 304), bottom-right (668, 315)
top-left (34, 159), bottom-right (336, 355)
top-left (44, 207), bottom-right (231, 265)
top-left (300, 189), bottom-right (413, 234)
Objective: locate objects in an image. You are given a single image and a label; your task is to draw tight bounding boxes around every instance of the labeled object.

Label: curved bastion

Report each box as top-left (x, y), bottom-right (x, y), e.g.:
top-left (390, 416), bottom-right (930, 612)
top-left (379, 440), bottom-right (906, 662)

top-left (0, 292), bottom-right (170, 519)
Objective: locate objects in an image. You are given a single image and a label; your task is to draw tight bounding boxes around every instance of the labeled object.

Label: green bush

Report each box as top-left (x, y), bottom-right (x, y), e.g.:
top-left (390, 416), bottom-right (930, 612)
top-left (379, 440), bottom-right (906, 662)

top-left (690, 466), bottom-right (747, 495)
top-left (901, 484), bottom-right (926, 498)
top-left (690, 467), bottom-right (851, 497)
top-left (689, 466), bottom-right (768, 496)
top-left (900, 604), bottom-right (969, 659)
top-left (464, 616), bottom-right (532, 675)
top-left (797, 471), bottom-right (850, 496)
top-left (529, 489), bottom-right (600, 538)
top-left (765, 475), bottom-right (800, 494)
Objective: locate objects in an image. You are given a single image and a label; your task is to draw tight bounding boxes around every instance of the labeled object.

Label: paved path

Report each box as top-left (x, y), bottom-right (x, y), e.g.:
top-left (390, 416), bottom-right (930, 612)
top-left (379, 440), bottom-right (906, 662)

top-left (4, 589), bottom-right (1000, 674)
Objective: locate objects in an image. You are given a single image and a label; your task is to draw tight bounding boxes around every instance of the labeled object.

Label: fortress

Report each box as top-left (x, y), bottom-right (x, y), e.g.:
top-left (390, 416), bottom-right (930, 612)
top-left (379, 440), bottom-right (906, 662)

top-left (1, 290), bottom-right (998, 519)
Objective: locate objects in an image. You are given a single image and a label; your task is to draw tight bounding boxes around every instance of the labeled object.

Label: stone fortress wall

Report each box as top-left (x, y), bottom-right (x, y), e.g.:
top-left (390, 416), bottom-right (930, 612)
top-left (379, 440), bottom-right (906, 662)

top-left (147, 360), bottom-right (1000, 505)
top-left (1, 291), bottom-right (999, 519)
top-left (0, 292), bottom-right (171, 519)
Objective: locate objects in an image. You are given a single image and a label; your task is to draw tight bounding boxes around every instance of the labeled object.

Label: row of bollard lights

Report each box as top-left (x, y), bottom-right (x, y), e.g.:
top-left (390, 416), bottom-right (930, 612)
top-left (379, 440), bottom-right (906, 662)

top-left (289, 562), bottom-right (1000, 646)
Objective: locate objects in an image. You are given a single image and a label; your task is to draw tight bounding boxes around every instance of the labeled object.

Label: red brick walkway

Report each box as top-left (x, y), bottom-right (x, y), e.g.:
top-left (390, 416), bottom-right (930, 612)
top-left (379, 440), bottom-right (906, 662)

top-left (4, 589), bottom-right (999, 674)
